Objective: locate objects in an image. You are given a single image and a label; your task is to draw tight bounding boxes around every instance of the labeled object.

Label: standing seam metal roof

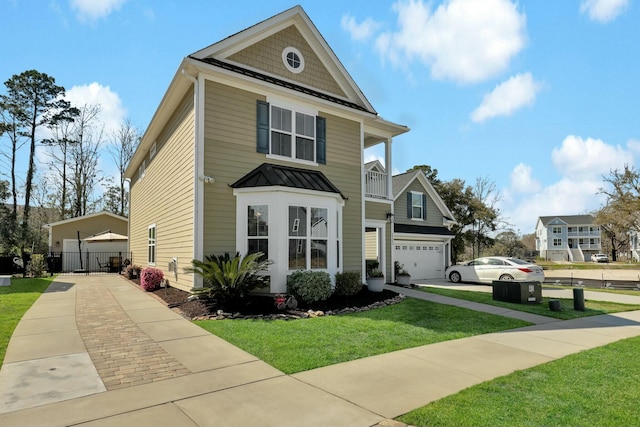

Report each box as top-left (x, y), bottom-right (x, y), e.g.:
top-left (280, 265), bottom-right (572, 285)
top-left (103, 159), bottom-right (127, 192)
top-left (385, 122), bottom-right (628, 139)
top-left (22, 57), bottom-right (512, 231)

top-left (230, 163), bottom-right (347, 199)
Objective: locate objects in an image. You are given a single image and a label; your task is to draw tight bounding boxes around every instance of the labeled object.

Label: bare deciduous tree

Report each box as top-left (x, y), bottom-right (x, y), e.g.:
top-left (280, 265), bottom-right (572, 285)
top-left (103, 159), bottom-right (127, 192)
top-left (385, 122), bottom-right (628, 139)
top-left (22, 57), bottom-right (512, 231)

top-left (67, 104), bottom-right (104, 217)
top-left (106, 118), bottom-right (139, 216)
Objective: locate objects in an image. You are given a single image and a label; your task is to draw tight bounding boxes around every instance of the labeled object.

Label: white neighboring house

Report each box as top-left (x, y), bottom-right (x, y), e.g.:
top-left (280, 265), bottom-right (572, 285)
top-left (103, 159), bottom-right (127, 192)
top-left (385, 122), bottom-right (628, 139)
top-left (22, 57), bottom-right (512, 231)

top-left (535, 215), bottom-right (602, 262)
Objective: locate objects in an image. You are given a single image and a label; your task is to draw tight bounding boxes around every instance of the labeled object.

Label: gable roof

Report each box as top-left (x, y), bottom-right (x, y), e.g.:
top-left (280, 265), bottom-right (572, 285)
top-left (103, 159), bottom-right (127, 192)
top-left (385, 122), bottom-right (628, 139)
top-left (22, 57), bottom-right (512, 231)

top-left (230, 163), bottom-right (346, 199)
top-left (190, 5), bottom-right (375, 114)
top-left (392, 170), bottom-right (456, 223)
top-left (125, 5), bottom-right (409, 180)
top-left (537, 215), bottom-right (595, 227)
top-left (364, 160), bottom-right (385, 172)
top-left (44, 211), bottom-right (128, 228)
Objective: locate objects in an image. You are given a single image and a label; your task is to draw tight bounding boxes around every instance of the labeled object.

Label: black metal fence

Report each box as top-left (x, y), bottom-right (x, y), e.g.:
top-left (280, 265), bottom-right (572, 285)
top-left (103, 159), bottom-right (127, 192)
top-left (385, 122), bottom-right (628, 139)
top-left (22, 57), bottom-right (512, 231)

top-left (45, 251), bottom-right (133, 274)
top-left (0, 255), bottom-right (29, 275)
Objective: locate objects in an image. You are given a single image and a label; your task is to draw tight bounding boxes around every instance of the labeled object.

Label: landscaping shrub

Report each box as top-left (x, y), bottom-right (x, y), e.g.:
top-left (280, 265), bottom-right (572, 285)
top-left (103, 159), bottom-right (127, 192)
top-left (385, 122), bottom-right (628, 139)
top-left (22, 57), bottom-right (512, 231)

top-left (334, 271), bottom-right (363, 296)
top-left (26, 254), bottom-right (46, 277)
top-left (140, 267), bottom-right (164, 291)
top-left (188, 252), bottom-right (270, 303)
top-left (125, 264), bottom-right (141, 280)
top-left (287, 270), bottom-right (333, 304)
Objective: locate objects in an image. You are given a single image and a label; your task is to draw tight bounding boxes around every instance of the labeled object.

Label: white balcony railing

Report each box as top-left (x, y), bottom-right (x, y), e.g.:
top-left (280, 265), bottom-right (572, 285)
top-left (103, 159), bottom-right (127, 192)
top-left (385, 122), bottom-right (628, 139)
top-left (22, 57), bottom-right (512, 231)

top-left (365, 170), bottom-right (388, 199)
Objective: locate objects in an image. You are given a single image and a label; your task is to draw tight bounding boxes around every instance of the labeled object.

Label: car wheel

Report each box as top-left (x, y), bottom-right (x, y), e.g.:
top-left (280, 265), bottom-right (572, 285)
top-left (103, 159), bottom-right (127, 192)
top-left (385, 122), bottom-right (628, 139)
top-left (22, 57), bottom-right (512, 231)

top-left (449, 271), bottom-right (461, 283)
top-left (499, 274), bottom-right (514, 281)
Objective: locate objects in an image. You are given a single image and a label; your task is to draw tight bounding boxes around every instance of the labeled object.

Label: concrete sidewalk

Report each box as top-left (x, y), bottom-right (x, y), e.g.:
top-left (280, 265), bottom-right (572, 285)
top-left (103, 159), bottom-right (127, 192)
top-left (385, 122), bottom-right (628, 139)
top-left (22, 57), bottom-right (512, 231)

top-left (1, 275), bottom-right (640, 426)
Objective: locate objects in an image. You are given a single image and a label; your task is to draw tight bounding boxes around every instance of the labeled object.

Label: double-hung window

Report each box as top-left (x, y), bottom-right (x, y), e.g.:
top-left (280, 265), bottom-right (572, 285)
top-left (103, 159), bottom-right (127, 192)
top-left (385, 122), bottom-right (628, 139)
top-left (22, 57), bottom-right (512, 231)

top-left (553, 238), bottom-right (562, 247)
top-left (148, 224), bottom-right (156, 265)
top-left (407, 191), bottom-right (426, 220)
top-left (271, 106), bottom-right (315, 161)
top-left (247, 205), bottom-right (269, 260)
top-left (289, 206), bottom-right (328, 270)
top-left (256, 100), bottom-right (326, 164)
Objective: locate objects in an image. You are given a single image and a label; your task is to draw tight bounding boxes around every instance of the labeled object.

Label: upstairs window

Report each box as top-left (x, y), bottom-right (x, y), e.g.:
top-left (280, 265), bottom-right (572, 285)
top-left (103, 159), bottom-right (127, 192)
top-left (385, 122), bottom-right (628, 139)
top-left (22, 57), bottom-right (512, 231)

top-left (552, 226), bottom-right (562, 234)
top-left (271, 106), bottom-right (315, 161)
top-left (407, 191), bottom-right (426, 220)
top-left (282, 47), bottom-right (305, 74)
top-left (256, 101), bottom-right (326, 165)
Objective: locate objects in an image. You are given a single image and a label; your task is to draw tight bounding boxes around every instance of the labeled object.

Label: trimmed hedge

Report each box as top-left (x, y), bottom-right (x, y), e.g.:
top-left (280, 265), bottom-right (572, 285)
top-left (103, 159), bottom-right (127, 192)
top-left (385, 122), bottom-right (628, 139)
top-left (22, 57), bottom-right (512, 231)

top-left (287, 270), bottom-right (333, 304)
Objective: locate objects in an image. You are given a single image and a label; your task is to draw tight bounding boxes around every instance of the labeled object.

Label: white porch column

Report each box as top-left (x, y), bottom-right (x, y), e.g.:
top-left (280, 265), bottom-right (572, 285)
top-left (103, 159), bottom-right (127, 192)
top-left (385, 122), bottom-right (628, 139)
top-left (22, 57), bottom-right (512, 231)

top-left (385, 138), bottom-right (393, 201)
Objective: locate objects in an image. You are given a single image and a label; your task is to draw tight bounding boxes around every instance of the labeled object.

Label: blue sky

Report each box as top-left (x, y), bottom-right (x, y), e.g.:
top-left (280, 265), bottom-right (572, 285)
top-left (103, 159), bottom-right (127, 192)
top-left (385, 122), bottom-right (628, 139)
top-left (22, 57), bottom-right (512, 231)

top-left (1, 0), bottom-right (638, 235)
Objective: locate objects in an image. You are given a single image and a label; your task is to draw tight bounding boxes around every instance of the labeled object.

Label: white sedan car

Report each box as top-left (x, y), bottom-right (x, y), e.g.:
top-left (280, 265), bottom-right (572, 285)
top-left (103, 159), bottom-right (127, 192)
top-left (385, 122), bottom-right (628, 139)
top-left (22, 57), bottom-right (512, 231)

top-left (446, 257), bottom-right (545, 284)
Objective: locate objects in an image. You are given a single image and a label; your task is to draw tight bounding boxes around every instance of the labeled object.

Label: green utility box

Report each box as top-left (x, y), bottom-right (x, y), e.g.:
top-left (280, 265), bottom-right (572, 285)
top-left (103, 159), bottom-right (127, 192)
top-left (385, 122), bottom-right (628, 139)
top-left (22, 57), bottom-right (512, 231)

top-left (492, 281), bottom-right (542, 304)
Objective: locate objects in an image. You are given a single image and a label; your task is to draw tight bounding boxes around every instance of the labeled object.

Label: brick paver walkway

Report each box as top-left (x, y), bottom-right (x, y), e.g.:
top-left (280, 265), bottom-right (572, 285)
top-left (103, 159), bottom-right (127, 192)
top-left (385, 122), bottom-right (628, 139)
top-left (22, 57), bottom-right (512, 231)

top-left (75, 278), bottom-right (190, 390)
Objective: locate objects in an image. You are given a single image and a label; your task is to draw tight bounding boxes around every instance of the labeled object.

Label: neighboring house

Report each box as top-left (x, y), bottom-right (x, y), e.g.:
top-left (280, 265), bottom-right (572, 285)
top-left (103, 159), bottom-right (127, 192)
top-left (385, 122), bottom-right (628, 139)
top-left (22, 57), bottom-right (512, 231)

top-left (535, 215), bottom-right (601, 262)
top-left (43, 211), bottom-right (129, 272)
top-left (124, 6), bottom-right (409, 293)
top-left (366, 166), bottom-right (456, 280)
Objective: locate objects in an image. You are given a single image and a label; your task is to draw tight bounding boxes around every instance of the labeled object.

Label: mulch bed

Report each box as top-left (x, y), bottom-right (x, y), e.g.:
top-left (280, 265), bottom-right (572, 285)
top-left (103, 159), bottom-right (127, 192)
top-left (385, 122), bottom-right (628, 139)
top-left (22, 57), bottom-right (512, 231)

top-left (147, 283), bottom-right (402, 320)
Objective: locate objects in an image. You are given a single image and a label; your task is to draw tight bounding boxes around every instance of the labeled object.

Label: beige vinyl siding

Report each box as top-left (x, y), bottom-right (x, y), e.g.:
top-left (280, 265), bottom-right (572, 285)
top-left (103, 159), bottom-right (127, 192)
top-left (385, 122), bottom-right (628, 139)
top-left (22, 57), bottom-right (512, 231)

top-left (51, 216), bottom-right (128, 247)
top-left (129, 90), bottom-right (195, 292)
top-left (201, 81), bottom-right (363, 272)
top-left (365, 231), bottom-right (377, 260)
top-left (228, 25), bottom-right (346, 98)
top-left (322, 112), bottom-right (362, 272)
top-left (202, 81), bottom-right (264, 255)
top-left (395, 180), bottom-right (444, 227)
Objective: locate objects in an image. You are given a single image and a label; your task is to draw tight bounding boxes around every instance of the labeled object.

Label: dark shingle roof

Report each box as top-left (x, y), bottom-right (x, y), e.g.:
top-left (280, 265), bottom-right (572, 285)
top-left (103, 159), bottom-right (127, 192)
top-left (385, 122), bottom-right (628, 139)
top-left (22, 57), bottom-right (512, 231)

top-left (230, 163), bottom-right (346, 199)
top-left (538, 215), bottom-right (595, 226)
top-left (191, 56), bottom-right (373, 114)
top-left (391, 171), bottom-right (418, 198)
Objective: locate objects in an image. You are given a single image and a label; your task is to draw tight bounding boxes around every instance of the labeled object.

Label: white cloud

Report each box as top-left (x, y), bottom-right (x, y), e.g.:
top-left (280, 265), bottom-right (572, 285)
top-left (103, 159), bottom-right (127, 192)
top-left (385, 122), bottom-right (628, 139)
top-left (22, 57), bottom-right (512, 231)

top-left (509, 163), bottom-right (541, 194)
top-left (501, 179), bottom-right (605, 233)
top-left (580, 0), bottom-right (629, 23)
top-left (70, 0), bottom-right (127, 21)
top-left (500, 135), bottom-right (635, 233)
top-left (551, 135), bottom-right (633, 180)
top-left (471, 73), bottom-right (541, 123)
top-left (627, 139), bottom-right (640, 156)
top-left (65, 82), bottom-right (126, 136)
top-left (375, 0), bottom-right (527, 83)
top-left (341, 14), bottom-right (382, 42)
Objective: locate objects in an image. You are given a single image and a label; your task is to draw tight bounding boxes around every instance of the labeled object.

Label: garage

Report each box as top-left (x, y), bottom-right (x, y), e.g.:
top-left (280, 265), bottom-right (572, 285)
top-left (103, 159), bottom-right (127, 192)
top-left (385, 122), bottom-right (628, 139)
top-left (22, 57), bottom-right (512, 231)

top-left (394, 240), bottom-right (444, 280)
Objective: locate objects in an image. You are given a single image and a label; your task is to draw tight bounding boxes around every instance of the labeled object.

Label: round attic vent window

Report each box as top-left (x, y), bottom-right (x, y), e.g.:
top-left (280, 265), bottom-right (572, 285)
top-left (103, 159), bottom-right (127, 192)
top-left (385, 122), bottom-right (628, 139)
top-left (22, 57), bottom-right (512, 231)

top-left (282, 47), bottom-right (304, 74)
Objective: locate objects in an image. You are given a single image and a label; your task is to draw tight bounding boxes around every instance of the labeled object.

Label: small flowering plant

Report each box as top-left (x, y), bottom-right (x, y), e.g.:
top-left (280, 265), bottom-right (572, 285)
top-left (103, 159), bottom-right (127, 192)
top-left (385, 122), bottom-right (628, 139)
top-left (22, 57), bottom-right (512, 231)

top-left (140, 267), bottom-right (164, 291)
top-left (274, 293), bottom-right (287, 309)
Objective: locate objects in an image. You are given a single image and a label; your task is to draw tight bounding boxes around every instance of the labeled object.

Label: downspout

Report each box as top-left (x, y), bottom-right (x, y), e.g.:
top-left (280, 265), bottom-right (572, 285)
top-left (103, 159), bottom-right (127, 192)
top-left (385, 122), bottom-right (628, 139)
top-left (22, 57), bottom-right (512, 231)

top-left (125, 178), bottom-right (131, 259)
top-left (182, 68), bottom-right (203, 289)
top-left (386, 137), bottom-right (393, 282)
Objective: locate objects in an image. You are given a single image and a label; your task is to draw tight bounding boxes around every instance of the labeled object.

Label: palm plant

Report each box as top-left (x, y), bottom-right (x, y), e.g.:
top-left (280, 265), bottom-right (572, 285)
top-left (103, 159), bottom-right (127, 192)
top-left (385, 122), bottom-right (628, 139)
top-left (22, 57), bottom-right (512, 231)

top-left (188, 252), bottom-right (270, 303)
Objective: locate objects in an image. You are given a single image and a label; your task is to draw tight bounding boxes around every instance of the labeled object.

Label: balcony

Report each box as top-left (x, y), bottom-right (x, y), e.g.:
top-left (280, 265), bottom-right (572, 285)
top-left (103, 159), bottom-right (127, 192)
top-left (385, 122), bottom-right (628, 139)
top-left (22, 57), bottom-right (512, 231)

top-left (365, 170), bottom-right (388, 199)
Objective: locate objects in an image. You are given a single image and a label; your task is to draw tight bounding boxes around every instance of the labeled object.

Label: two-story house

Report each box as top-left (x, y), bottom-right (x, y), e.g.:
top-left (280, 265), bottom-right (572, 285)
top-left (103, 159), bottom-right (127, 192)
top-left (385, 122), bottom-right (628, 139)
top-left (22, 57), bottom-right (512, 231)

top-left (124, 6), bottom-right (408, 293)
top-left (365, 163), bottom-right (456, 280)
top-left (535, 215), bottom-right (601, 262)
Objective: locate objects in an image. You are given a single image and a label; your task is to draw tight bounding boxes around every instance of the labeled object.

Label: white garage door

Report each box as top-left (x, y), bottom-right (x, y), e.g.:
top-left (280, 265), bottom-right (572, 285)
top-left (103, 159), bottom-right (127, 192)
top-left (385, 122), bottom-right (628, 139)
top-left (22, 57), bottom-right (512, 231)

top-left (394, 241), bottom-right (443, 280)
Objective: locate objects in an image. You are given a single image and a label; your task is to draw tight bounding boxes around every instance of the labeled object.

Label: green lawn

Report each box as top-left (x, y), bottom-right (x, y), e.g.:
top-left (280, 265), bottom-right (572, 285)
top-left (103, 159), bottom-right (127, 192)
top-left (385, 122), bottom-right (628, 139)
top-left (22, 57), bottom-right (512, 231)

top-left (398, 335), bottom-right (640, 427)
top-left (0, 276), bottom-right (54, 365)
top-left (195, 298), bottom-right (530, 374)
top-left (420, 286), bottom-right (640, 320)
